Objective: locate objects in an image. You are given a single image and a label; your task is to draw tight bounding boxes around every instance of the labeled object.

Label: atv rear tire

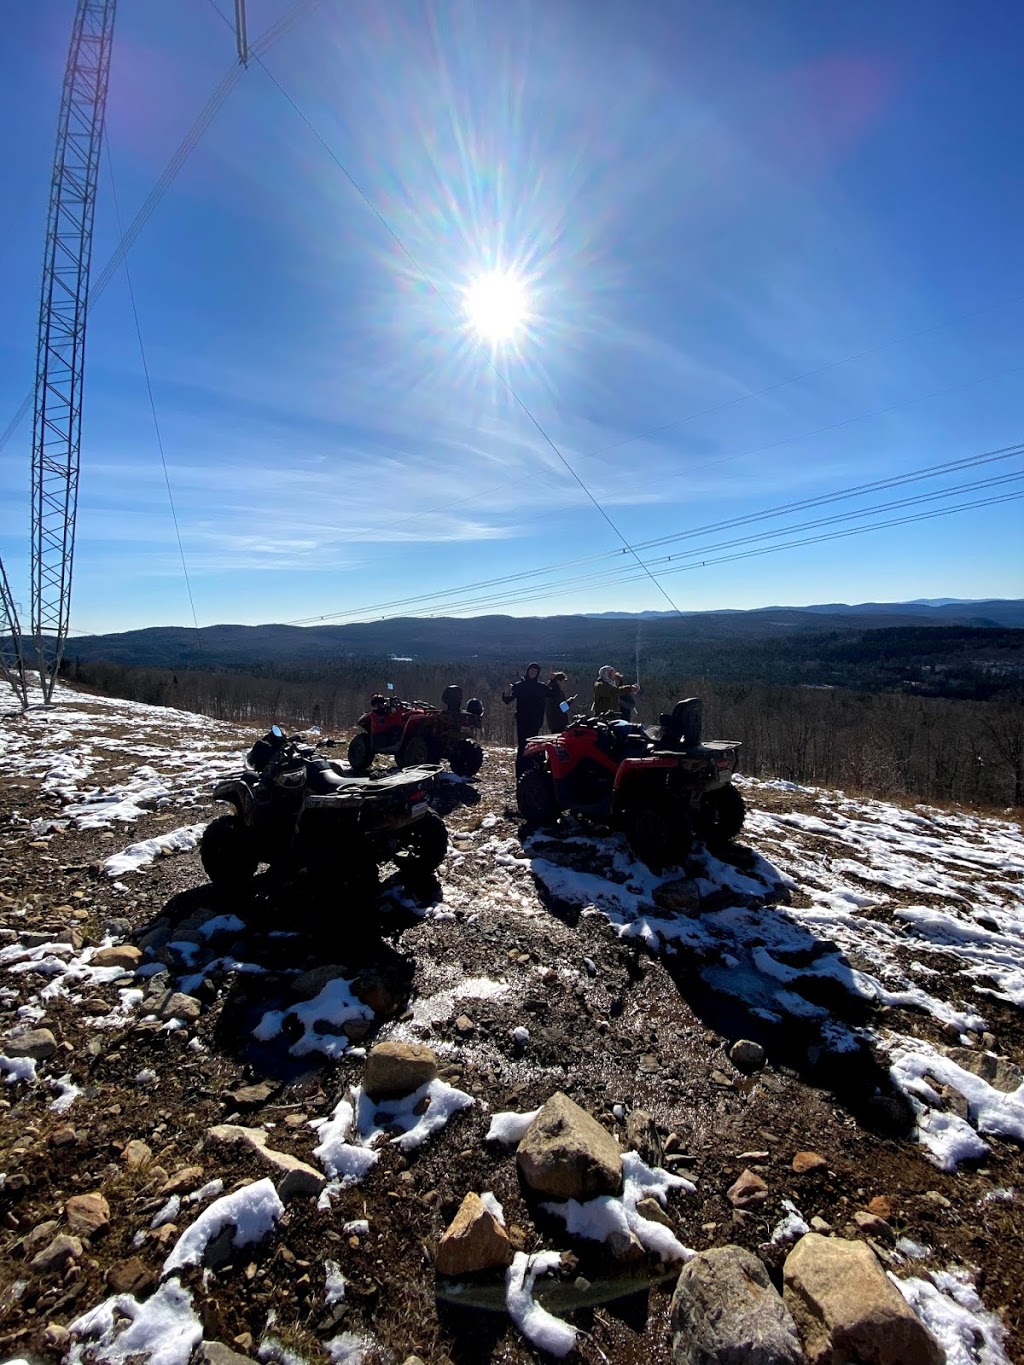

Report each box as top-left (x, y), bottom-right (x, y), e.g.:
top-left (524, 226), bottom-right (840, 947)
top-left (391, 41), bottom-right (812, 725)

top-left (395, 811), bottom-right (448, 878)
top-left (449, 738), bottom-right (484, 778)
top-left (201, 814), bottom-right (258, 888)
top-left (399, 735), bottom-right (435, 768)
top-left (697, 784), bottom-right (746, 845)
top-left (627, 802), bottom-right (688, 871)
top-left (517, 766), bottom-right (559, 826)
top-left (347, 731), bottom-right (373, 774)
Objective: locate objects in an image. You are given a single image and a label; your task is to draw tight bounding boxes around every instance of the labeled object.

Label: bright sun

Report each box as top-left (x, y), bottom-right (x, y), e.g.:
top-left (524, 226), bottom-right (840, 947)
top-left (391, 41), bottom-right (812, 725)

top-left (462, 268), bottom-right (528, 343)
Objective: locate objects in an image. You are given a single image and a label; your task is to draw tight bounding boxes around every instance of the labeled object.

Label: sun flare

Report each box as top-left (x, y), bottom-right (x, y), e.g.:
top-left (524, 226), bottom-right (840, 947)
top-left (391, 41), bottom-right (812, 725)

top-left (462, 268), bottom-right (528, 343)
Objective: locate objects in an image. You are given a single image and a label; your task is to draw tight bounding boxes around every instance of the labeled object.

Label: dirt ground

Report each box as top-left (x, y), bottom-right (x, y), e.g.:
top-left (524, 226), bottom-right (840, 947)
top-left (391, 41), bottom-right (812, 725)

top-left (1, 707), bottom-right (1022, 1364)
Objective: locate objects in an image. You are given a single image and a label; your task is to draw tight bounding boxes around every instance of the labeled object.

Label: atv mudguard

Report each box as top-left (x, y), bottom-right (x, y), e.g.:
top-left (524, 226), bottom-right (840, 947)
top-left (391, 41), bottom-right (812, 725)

top-left (212, 776), bottom-right (256, 824)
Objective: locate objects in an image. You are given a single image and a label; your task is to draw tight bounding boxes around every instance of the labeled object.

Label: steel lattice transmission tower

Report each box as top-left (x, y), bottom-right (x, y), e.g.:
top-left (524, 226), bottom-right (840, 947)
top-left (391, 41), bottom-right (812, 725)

top-left (29, 0), bottom-right (117, 702)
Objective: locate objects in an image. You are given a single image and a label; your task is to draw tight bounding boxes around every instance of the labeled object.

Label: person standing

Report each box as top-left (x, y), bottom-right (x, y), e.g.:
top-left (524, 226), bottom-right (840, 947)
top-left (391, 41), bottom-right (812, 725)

top-left (545, 671), bottom-right (575, 733)
top-left (593, 664), bottom-right (638, 717)
top-left (502, 663), bottom-right (552, 772)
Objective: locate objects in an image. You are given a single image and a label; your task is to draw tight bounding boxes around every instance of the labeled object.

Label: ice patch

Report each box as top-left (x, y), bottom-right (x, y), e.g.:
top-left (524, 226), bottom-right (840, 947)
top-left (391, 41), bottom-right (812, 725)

top-left (894, 1266), bottom-right (1010, 1365)
top-left (102, 823), bottom-right (206, 877)
top-left (254, 977), bottom-right (371, 1060)
top-left (311, 1080), bottom-right (473, 1182)
top-left (542, 1151), bottom-right (695, 1263)
top-left (486, 1107), bottom-right (541, 1145)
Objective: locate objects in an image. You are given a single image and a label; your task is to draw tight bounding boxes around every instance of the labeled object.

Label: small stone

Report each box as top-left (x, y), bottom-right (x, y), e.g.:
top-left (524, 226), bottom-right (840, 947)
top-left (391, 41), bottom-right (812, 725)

top-left (49, 1127), bottom-right (77, 1148)
top-left (435, 1193), bottom-right (513, 1275)
top-left (159, 1165), bottom-right (206, 1196)
top-left (792, 1150), bottom-right (828, 1174)
top-left (3, 1027), bottom-right (58, 1060)
top-left (21, 1220), bottom-right (59, 1258)
top-left (158, 992), bottom-right (201, 1022)
top-left (199, 1342), bottom-right (255, 1365)
top-left (635, 1196), bottom-right (675, 1230)
top-left (920, 1190), bottom-right (951, 1209)
top-left (711, 1070), bottom-right (734, 1087)
top-left (122, 1139), bottom-right (153, 1171)
top-left (43, 1324), bottom-right (71, 1354)
top-left (30, 1232), bottom-right (83, 1274)
top-left (81, 997), bottom-right (112, 1016)
top-left (362, 1042), bottom-right (438, 1100)
top-left (853, 1210), bottom-right (894, 1242)
top-left (810, 1216), bottom-right (831, 1233)
top-left (454, 1014), bottom-right (476, 1036)
top-left (106, 1256), bottom-right (155, 1295)
top-left (727, 1169), bottom-right (768, 1208)
top-left (225, 1082), bottom-right (274, 1108)
top-left (867, 1196), bottom-right (893, 1219)
top-left (90, 944), bottom-right (142, 970)
top-left (64, 1191), bottom-right (110, 1239)
top-left (729, 1039), bottom-right (766, 1071)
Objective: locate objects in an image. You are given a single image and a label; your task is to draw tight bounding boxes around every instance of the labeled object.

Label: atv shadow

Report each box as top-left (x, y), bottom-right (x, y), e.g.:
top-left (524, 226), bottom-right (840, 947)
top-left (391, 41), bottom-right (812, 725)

top-left (429, 773), bottom-right (482, 818)
top-left (524, 830), bottom-right (915, 1138)
top-left (126, 874), bottom-right (425, 1084)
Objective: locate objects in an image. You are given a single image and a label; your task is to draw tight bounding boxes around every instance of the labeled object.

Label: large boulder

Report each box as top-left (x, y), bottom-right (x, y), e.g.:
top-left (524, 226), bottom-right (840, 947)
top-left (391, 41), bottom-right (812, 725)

top-left (363, 1042), bottom-right (438, 1100)
top-left (4, 1028), bottom-right (57, 1060)
top-left (671, 1245), bottom-right (805, 1365)
top-left (435, 1193), bottom-right (513, 1275)
top-left (517, 1092), bottom-right (623, 1200)
top-left (783, 1233), bottom-right (942, 1365)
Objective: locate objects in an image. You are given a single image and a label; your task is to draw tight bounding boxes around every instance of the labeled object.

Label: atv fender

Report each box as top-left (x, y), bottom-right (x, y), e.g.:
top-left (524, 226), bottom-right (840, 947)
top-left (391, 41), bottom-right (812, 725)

top-left (212, 778), bottom-right (255, 825)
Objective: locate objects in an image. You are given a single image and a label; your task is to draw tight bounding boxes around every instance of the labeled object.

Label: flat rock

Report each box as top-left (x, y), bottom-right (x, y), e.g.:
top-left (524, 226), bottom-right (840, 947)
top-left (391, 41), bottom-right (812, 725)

top-left (225, 1082), bottom-right (274, 1108)
top-left (65, 1191), bottom-right (110, 1239)
top-left (853, 1211), bottom-right (894, 1243)
top-left (635, 1196), bottom-right (675, 1231)
top-left (157, 991), bottom-right (201, 1022)
top-left (783, 1232), bottom-right (942, 1365)
top-left (727, 1169), bottom-right (769, 1208)
top-left (122, 1139), bottom-right (153, 1171)
top-left (4, 1028), bottom-right (57, 1060)
top-left (792, 1151), bottom-right (828, 1174)
top-left (290, 964), bottom-right (347, 997)
top-left (671, 1244), bottom-right (804, 1364)
top-left (207, 1124), bottom-right (325, 1199)
top-left (30, 1233), bottom-right (83, 1274)
top-left (106, 1256), bottom-right (155, 1295)
top-left (159, 1165), bottom-right (207, 1196)
top-left (199, 1342), bottom-right (255, 1365)
top-left (363, 1042), bottom-right (438, 1100)
top-left (653, 879), bottom-right (701, 916)
top-left (435, 1192), bottom-right (513, 1275)
top-left (517, 1091), bottom-right (623, 1200)
top-left (90, 944), bottom-right (142, 970)
top-left (945, 1045), bottom-right (1023, 1093)
top-left (729, 1039), bottom-right (766, 1071)
top-left (21, 1220), bottom-right (59, 1259)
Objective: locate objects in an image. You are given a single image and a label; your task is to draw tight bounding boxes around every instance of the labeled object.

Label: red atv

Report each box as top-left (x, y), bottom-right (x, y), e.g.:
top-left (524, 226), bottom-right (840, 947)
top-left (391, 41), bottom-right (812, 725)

top-left (516, 698), bottom-right (744, 867)
top-left (348, 685), bottom-right (485, 778)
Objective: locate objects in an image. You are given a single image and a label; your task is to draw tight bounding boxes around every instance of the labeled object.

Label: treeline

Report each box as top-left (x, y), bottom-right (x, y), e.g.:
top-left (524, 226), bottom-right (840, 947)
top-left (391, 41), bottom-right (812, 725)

top-left (65, 655), bottom-right (1024, 808)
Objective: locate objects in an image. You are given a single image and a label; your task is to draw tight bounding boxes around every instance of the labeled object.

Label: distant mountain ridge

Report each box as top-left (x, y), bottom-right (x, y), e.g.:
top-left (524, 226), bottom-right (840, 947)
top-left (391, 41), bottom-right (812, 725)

top-left (58, 598), bottom-right (1024, 670)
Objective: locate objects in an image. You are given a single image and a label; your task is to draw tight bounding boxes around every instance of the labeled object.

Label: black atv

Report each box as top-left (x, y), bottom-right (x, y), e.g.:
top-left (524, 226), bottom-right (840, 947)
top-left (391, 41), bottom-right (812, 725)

top-left (517, 698), bottom-right (744, 868)
top-left (201, 726), bottom-right (447, 898)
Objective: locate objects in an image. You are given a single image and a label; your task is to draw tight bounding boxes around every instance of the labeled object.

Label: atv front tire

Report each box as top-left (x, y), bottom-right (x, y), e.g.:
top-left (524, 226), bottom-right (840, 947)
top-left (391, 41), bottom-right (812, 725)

top-left (517, 766), bottom-right (559, 826)
top-left (627, 802), bottom-right (688, 871)
top-left (399, 735), bottom-right (435, 768)
top-left (347, 731), bottom-right (373, 774)
top-left (395, 811), bottom-right (448, 879)
top-left (449, 738), bottom-right (484, 778)
top-left (201, 814), bottom-right (258, 888)
top-left (697, 784), bottom-right (746, 845)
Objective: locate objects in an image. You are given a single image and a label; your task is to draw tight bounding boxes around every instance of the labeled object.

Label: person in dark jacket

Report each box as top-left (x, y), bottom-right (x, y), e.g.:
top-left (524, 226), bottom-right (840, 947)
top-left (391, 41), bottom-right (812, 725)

top-left (502, 663), bottom-right (553, 772)
top-left (545, 671), bottom-right (576, 733)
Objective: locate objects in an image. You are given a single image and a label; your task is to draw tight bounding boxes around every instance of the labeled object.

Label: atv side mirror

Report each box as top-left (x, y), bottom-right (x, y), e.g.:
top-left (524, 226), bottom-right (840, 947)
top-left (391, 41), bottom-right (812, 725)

top-left (271, 725), bottom-right (284, 740)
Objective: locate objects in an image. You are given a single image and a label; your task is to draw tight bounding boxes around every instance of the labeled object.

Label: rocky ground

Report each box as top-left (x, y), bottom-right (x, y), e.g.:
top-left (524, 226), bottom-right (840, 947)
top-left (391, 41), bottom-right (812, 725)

top-left (0, 687), bottom-right (1022, 1365)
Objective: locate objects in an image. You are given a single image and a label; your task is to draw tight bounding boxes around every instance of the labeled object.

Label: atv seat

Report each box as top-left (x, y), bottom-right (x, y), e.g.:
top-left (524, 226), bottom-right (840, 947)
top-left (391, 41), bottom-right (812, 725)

top-left (305, 759), bottom-right (350, 794)
top-left (597, 720), bottom-right (651, 759)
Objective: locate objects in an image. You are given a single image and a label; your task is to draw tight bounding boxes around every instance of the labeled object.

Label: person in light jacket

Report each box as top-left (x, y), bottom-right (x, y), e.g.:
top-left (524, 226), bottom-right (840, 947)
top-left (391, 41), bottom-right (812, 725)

top-left (592, 664), bottom-right (638, 717)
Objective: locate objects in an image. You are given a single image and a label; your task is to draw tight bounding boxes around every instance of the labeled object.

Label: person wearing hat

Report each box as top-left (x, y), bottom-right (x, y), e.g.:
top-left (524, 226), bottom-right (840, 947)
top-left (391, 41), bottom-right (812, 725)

top-left (545, 671), bottom-right (576, 733)
top-left (502, 663), bottom-right (553, 772)
top-left (593, 664), bottom-right (639, 717)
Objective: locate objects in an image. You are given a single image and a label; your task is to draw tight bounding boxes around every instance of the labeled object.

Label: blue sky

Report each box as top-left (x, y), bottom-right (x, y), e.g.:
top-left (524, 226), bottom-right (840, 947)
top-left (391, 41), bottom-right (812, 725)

top-left (1, 0), bottom-right (1021, 635)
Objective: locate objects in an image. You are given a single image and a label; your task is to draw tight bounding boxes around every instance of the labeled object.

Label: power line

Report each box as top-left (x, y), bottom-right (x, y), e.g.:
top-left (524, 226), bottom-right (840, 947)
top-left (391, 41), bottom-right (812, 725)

top-left (0, 0), bottom-right (319, 458)
top-left (105, 138), bottom-right (201, 638)
top-left (285, 441), bottom-right (1024, 623)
